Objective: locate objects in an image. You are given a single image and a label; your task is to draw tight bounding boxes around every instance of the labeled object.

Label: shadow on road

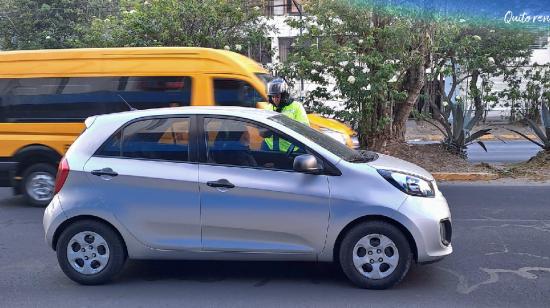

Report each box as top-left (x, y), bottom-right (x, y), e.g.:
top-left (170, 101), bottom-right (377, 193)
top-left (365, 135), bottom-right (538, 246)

top-left (119, 260), bottom-right (348, 286)
top-left (115, 259), bottom-right (440, 290)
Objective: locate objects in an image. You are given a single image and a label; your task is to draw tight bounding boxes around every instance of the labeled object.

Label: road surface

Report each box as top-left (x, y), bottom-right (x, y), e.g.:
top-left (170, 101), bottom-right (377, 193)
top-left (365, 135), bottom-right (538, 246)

top-left (1, 184), bottom-right (549, 307)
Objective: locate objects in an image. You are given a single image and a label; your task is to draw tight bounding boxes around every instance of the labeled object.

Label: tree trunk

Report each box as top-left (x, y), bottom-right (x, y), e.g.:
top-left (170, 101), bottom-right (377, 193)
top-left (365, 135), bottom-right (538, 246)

top-left (364, 97), bottom-right (392, 151)
top-left (469, 70), bottom-right (484, 125)
top-left (366, 132), bottom-right (390, 151)
top-left (392, 65), bottom-right (426, 141)
top-left (390, 26), bottom-right (429, 142)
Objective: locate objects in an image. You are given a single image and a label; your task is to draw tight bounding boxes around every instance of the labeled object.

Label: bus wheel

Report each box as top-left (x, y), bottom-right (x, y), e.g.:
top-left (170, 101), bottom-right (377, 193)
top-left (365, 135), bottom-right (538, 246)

top-left (22, 163), bottom-right (57, 207)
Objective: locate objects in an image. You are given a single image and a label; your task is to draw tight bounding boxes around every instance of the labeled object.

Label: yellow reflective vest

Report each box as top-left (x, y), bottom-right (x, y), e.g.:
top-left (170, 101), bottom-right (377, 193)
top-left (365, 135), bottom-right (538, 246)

top-left (262, 101), bottom-right (310, 151)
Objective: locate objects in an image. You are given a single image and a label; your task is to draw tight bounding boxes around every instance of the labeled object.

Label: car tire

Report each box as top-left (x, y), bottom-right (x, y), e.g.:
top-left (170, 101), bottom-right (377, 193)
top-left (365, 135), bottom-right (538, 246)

top-left (21, 163), bottom-right (57, 207)
top-left (339, 221), bottom-right (413, 289)
top-left (56, 220), bottom-right (126, 285)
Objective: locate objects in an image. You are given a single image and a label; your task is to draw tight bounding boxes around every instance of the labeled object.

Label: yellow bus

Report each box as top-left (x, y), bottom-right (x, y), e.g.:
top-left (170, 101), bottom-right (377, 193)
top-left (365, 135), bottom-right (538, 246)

top-left (0, 47), bottom-right (357, 206)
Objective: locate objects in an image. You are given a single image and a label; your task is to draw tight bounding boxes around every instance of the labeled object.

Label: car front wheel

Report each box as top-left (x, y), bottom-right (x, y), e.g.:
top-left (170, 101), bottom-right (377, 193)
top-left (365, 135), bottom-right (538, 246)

top-left (56, 220), bottom-right (126, 285)
top-left (339, 221), bottom-right (413, 289)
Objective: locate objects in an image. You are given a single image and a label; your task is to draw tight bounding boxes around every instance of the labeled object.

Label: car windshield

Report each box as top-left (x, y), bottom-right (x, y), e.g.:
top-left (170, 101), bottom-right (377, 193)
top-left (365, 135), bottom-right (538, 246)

top-left (269, 114), bottom-right (377, 163)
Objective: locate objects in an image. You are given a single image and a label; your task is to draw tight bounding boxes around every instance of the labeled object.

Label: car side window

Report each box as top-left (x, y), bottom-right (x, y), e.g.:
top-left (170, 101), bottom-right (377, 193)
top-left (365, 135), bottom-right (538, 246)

top-left (204, 117), bottom-right (308, 171)
top-left (213, 79), bottom-right (264, 108)
top-left (97, 117), bottom-right (191, 162)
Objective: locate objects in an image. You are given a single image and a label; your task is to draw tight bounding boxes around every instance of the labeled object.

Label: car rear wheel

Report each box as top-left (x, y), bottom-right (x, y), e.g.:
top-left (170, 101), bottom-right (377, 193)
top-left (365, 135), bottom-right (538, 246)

top-left (21, 163), bottom-right (56, 207)
top-left (56, 220), bottom-right (126, 285)
top-left (339, 221), bottom-right (413, 289)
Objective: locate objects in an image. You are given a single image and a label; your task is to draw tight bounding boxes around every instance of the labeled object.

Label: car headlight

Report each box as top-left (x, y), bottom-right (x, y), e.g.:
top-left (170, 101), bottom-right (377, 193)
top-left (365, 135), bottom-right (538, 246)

top-left (320, 128), bottom-right (347, 145)
top-left (377, 169), bottom-right (435, 198)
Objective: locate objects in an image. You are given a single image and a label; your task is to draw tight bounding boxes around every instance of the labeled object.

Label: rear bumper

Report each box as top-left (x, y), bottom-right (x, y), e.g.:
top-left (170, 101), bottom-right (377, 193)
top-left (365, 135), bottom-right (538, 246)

top-left (44, 195), bottom-right (67, 250)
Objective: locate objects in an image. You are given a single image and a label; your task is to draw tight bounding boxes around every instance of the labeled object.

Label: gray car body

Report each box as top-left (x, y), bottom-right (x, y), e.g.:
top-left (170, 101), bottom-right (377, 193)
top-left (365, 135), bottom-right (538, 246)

top-left (44, 106), bottom-right (452, 263)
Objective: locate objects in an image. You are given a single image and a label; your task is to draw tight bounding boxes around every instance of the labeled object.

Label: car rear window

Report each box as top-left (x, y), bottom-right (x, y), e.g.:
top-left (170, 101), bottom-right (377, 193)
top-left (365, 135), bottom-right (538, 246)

top-left (96, 117), bottom-right (191, 162)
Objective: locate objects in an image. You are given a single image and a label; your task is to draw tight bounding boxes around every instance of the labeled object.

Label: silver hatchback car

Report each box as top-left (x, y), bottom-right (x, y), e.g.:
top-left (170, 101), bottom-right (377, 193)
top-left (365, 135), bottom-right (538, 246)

top-left (44, 106), bottom-right (452, 289)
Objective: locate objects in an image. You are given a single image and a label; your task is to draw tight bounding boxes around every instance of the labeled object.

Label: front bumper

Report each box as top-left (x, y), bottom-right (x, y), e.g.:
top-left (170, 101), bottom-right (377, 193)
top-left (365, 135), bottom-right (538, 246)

top-left (398, 191), bottom-right (453, 263)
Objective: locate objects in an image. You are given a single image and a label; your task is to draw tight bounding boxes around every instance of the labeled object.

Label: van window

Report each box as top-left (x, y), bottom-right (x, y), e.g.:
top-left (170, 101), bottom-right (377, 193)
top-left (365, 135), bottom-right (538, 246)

top-left (97, 117), bottom-right (191, 162)
top-left (0, 76), bottom-right (192, 122)
top-left (213, 79), bottom-right (264, 108)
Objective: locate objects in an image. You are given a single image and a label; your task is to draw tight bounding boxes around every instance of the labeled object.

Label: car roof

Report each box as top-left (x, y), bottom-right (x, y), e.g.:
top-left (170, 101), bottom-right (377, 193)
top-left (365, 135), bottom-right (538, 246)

top-left (0, 47), bottom-right (268, 77)
top-left (89, 106), bottom-right (279, 126)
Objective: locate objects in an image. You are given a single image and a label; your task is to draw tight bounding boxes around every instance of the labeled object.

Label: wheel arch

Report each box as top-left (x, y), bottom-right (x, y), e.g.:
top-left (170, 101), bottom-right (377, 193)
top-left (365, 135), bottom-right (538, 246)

top-left (13, 144), bottom-right (62, 176)
top-left (333, 215), bottom-right (418, 264)
top-left (52, 215), bottom-right (128, 258)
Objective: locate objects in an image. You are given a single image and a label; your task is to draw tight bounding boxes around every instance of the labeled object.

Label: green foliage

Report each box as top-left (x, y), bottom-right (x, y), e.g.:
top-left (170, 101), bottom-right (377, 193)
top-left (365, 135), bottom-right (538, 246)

top-left (499, 64), bottom-right (550, 122)
top-left (0, 0), bottom-right (114, 50)
top-left (279, 0), bottom-right (430, 149)
top-left (500, 64), bottom-right (550, 151)
top-left (81, 0), bottom-right (272, 52)
top-left (425, 19), bottom-right (536, 155)
top-left (281, 0), bottom-right (537, 151)
top-left (509, 103), bottom-right (550, 151)
top-left (0, 0), bottom-right (272, 58)
top-left (447, 104), bottom-right (490, 156)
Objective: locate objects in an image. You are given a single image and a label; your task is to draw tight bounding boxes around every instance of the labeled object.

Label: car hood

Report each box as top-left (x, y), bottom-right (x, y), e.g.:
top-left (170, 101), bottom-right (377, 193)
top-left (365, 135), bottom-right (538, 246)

top-left (366, 153), bottom-right (434, 181)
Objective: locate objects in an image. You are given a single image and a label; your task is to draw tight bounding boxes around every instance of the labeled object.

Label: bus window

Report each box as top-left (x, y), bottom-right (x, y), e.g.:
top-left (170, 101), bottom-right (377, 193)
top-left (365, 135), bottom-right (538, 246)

top-left (0, 76), bottom-right (192, 122)
top-left (213, 78), bottom-right (264, 108)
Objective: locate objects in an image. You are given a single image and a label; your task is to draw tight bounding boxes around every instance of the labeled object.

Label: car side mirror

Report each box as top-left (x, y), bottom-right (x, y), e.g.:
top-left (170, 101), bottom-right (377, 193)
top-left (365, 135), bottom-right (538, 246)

top-left (293, 154), bottom-right (323, 174)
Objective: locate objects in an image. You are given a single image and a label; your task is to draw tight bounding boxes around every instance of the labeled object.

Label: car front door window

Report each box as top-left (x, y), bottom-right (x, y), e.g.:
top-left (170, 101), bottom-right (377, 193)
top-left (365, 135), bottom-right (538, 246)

top-left (203, 117), bottom-right (307, 171)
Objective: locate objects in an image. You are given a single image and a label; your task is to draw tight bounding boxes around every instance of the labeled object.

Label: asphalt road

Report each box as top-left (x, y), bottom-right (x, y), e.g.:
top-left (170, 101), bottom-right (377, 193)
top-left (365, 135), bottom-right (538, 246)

top-left (467, 140), bottom-right (541, 163)
top-left (409, 140), bottom-right (541, 163)
top-left (1, 184), bottom-right (550, 307)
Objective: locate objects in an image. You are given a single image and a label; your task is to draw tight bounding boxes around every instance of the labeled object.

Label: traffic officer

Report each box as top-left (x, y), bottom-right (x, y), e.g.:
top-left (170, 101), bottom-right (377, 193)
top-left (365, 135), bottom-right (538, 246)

top-left (262, 78), bottom-right (309, 152)
top-left (265, 78), bottom-right (310, 126)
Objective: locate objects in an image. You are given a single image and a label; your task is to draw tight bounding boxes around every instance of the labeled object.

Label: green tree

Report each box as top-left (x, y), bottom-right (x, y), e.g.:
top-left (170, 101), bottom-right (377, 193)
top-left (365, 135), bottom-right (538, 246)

top-left (502, 64), bottom-right (550, 152)
top-left (0, 0), bottom-right (272, 62)
top-left (426, 21), bottom-right (536, 153)
top-left (81, 0), bottom-right (273, 56)
top-left (0, 0), bottom-right (116, 50)
top-left (278, 0), bottom-right (432, 150)
top-left (499, 64), bottom-right (550, 122)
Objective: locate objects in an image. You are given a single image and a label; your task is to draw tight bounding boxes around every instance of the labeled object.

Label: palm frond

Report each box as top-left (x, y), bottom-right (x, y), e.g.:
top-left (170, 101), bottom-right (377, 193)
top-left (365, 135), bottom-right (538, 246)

top-left (506, 128), bottom-right (545, 148)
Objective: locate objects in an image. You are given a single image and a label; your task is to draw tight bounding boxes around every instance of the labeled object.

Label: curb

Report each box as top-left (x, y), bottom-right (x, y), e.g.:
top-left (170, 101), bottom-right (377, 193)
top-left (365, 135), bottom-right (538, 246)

top-left (432, 172), bottom-right (499, 181)
top-left (479, 134), bottom-right (537, 141)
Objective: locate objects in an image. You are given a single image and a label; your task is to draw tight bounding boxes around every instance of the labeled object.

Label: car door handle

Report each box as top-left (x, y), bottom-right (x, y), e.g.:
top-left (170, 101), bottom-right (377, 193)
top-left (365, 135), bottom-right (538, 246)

top-left (91, 168), bottom-right (118, 177)
top-left (206, 179), bottom-right (235, 189)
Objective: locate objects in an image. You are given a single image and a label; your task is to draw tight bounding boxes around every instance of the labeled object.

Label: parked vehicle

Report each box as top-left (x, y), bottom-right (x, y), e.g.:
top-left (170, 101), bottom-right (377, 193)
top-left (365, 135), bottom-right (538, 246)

top-left (0, 47), bottom-right (358, 206)
top-left (43, 106), bottom-right (452, 289)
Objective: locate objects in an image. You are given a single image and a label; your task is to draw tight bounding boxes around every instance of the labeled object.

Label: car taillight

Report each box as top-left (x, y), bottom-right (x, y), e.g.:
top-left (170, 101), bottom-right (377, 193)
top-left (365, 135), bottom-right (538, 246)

top-left (54, 157), bottom-right (70, 195)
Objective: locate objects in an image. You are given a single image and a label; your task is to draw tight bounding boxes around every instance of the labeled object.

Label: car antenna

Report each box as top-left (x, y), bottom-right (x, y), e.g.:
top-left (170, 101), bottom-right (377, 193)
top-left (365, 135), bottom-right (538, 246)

top-left (118, 94), bottom-right (137, 111)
